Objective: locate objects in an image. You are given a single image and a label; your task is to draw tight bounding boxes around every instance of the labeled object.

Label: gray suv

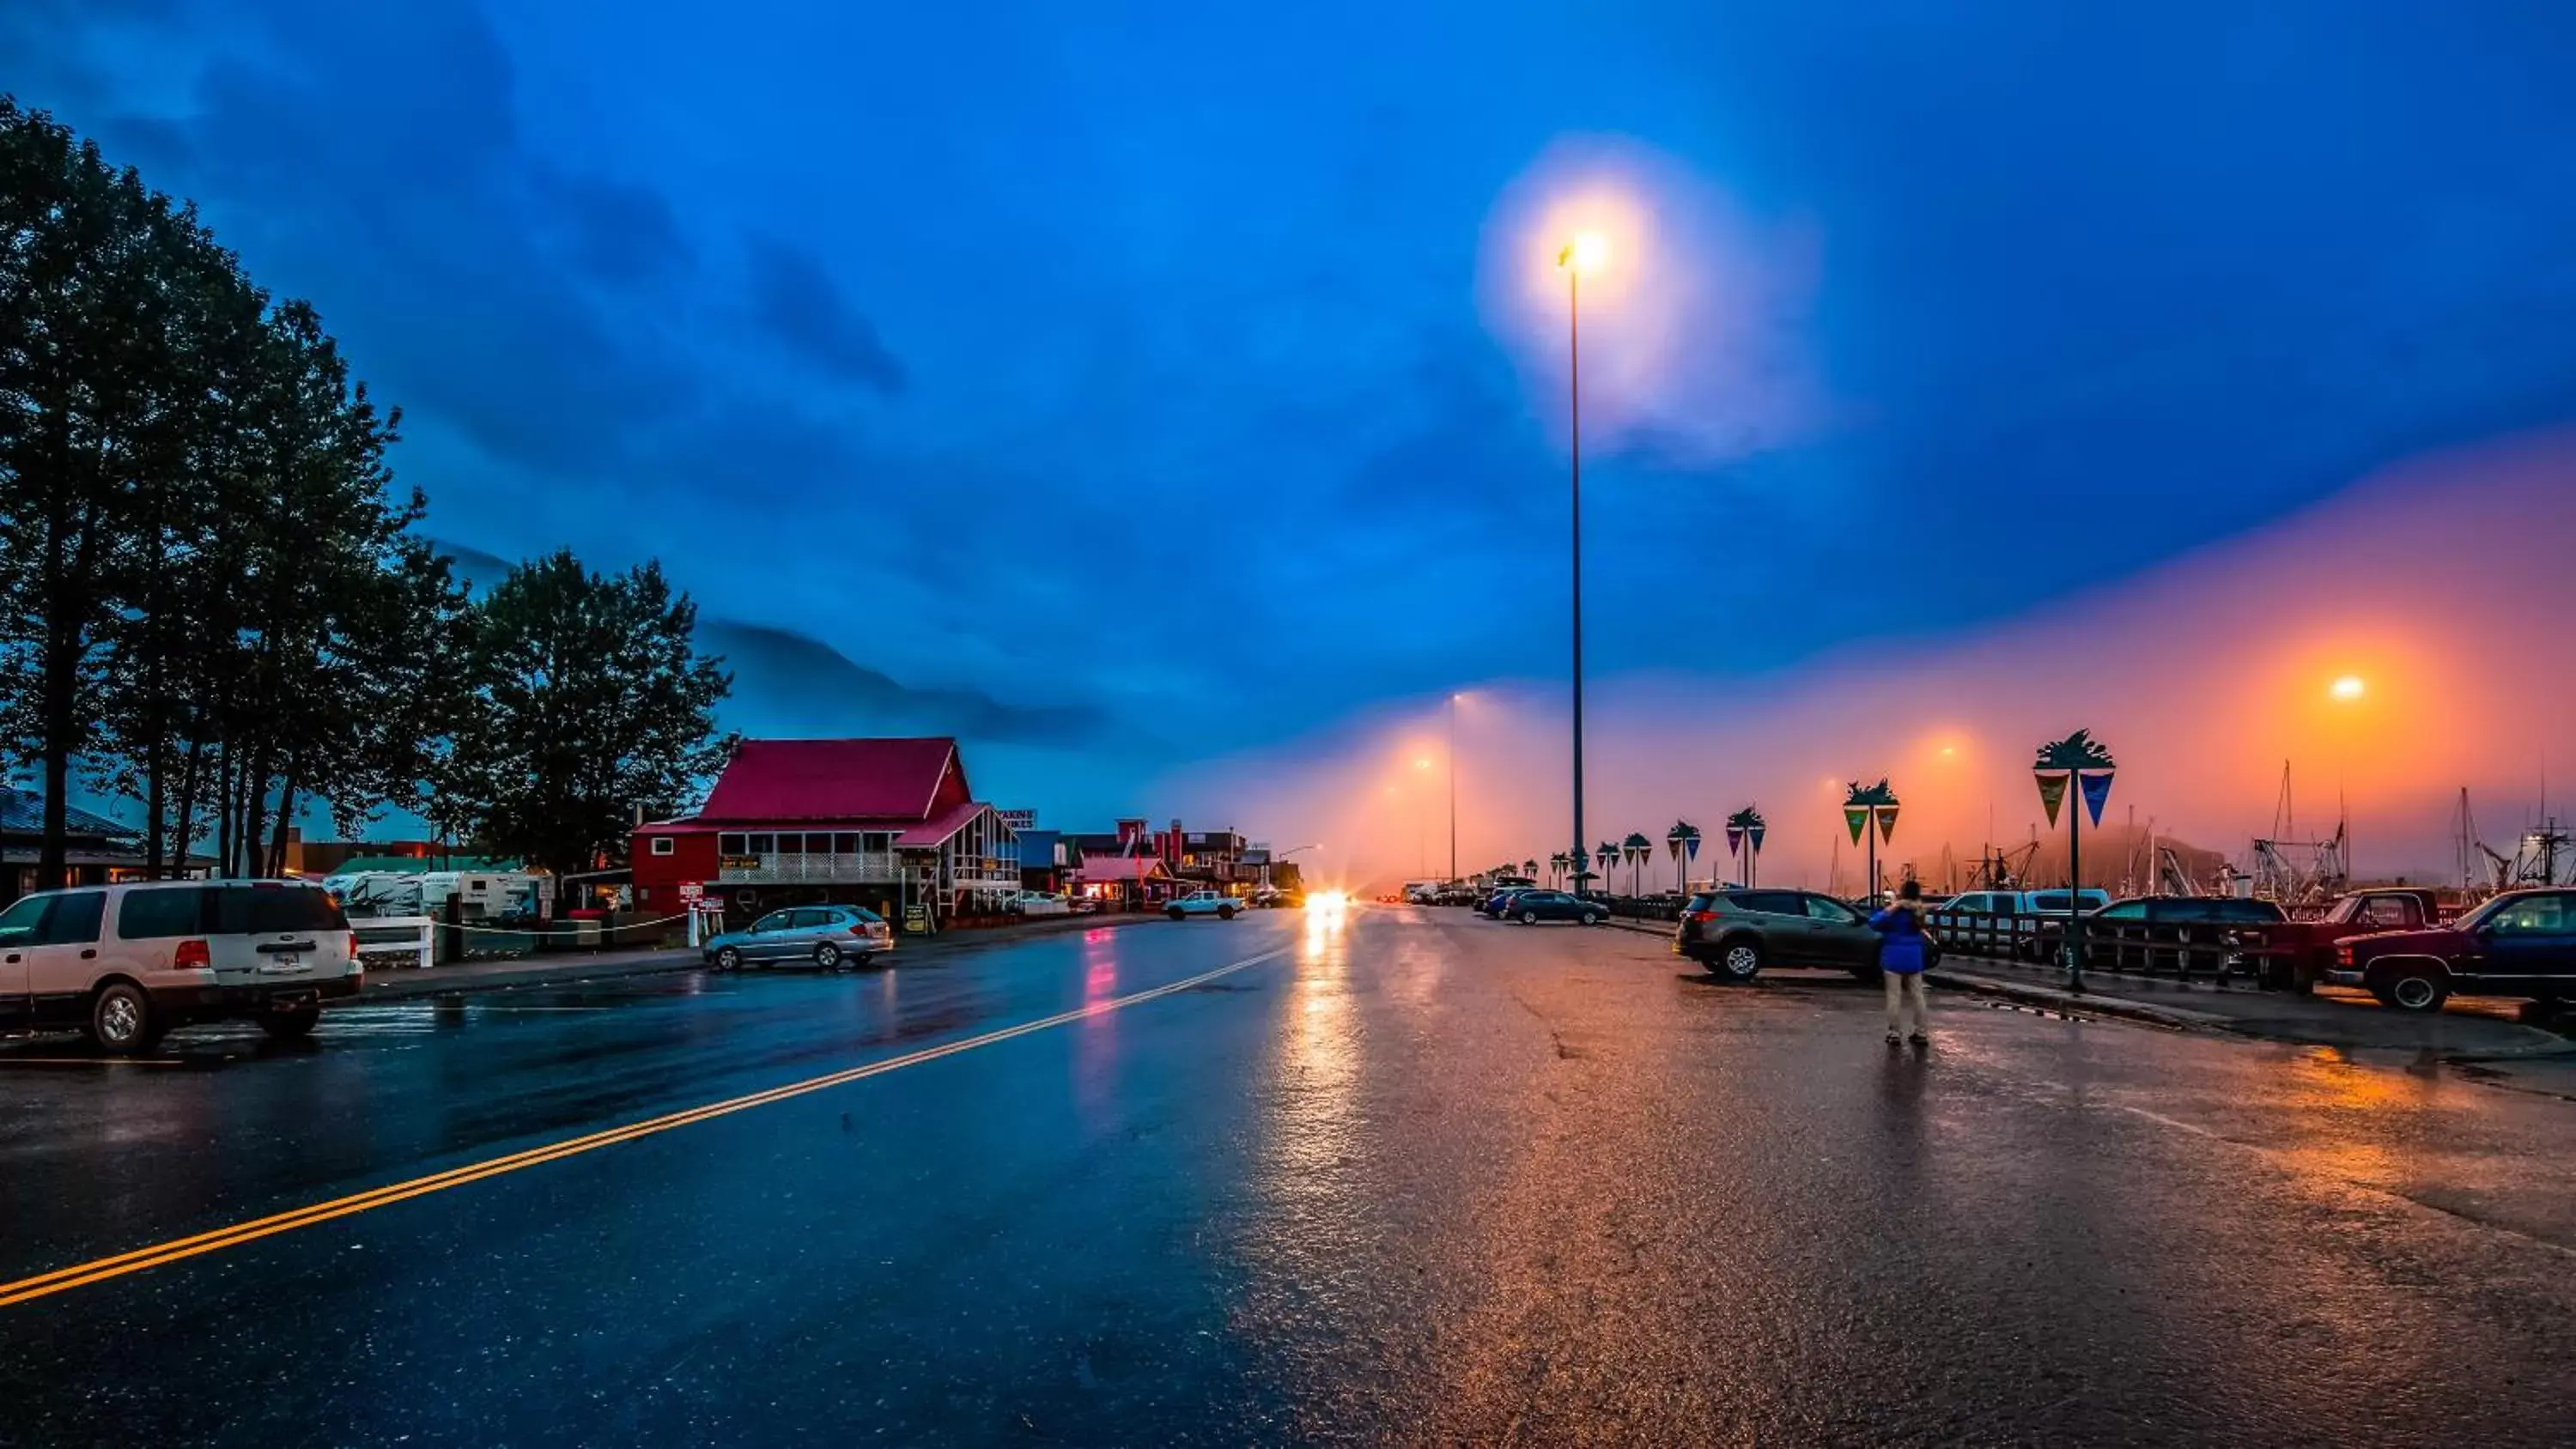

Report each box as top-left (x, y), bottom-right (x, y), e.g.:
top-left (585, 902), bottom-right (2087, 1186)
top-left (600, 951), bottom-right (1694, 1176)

top-left (1674, 888), bottom-right (1902, 983)
top-left (703, 906), bottom-right (894, 971)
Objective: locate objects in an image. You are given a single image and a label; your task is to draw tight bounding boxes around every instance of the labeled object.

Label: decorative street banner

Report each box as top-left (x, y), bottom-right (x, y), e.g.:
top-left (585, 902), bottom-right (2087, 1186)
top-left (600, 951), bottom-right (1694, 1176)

top-left (2080, 770), bottom-right (2114, 827)
top-left (2036, 770), bottom-right (2070, 827)
top-left (1726, 824), bottom-right (1745, 856)
top-left (1748, 822), bottom-right (1766, 853)
top-left (1685, 834), bottom-right (1701, 860)
top-left (1844, 806), bottom-right (1870, 845)
top-left (1875, 803), bottom-right (1900, 844)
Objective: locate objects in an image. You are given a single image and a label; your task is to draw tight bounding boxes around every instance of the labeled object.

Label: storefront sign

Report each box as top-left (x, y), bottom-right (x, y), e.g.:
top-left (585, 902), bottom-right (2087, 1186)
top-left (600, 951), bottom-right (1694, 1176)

top-left (996, 809), bottom-right (1037, 829)
top-left (720, 854), bottom-right (762, 871)
top-left (902, 904), bottom-right (931, 934)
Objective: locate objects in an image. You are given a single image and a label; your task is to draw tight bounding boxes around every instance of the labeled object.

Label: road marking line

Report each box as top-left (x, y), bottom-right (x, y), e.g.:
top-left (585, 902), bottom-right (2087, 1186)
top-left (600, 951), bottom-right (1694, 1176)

top-left (0, 944), bottom-right (1291, 1307)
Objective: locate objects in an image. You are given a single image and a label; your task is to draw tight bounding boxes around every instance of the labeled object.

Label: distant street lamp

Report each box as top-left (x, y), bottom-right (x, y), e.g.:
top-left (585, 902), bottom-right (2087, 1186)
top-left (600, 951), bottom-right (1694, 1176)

top-left (1557, 233), bottom-right (1605, 910)
top-left (1262, 842), bottom-right (1320, 889)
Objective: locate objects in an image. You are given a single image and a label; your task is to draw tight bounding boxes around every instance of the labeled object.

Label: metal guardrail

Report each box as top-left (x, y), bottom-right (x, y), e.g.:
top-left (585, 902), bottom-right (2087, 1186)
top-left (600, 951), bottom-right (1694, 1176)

top-left (1928, 909), bottom-right (2302, 987)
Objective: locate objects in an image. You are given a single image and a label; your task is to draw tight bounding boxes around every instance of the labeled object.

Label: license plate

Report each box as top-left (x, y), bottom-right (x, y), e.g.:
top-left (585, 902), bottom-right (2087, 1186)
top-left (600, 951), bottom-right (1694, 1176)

top-left (257, 955), bottom-right (306, 974)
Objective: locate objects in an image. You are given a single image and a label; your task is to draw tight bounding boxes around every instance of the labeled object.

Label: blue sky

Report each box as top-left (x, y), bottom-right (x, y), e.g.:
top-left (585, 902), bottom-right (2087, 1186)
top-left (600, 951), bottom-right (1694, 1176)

top-left (14, 0), bottom-right (2576, 832)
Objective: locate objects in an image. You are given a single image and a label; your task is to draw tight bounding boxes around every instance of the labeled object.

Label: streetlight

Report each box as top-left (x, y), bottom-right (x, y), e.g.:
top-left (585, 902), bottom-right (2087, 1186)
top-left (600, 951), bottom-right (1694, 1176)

top-left (1447, 692), bottom-right (1464, 886)
top-left (1556, 232), bottom-right (1606, 891)
top-left (1262, 842), bottom-right (1320, 890)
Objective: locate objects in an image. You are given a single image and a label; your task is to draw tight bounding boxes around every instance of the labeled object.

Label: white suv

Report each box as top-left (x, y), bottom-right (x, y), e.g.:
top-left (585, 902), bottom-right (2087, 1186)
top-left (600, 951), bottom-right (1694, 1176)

top-left (0, 880), bottom-right (361, 1053)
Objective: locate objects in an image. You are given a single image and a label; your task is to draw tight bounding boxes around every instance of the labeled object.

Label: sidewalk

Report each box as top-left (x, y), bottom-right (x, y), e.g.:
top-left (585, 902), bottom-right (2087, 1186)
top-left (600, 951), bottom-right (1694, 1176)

top-left (350, 910), bottom-right (1163, 1004)
top-left (1602, 917), bottom-right (2576, 1059)
top-left (1934, 950), bottom-right (2576, 1058)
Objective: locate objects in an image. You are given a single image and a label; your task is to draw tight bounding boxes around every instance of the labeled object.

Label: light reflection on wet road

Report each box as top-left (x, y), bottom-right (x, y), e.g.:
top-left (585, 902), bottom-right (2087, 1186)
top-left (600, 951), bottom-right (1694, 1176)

top-left (3, 904), bottom-right (2573, 1446)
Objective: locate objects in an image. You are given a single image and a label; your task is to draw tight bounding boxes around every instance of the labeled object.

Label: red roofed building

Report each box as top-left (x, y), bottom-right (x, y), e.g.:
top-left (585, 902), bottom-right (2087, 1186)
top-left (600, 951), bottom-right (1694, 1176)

top-left (630, 737), bottom-right (1020, 929)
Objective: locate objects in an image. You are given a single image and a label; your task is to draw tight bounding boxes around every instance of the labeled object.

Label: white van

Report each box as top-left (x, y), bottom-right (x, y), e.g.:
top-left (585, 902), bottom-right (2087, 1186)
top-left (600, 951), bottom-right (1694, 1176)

top-left (0, 880), bottom-right (361, 1053)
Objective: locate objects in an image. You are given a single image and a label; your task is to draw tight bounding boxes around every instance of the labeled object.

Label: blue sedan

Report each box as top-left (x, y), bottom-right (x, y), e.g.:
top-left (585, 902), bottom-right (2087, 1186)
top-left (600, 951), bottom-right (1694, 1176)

top-left (1506, 890), bottom-right (1605, 926)
top-left (704, 905), bottom-right (894, 971)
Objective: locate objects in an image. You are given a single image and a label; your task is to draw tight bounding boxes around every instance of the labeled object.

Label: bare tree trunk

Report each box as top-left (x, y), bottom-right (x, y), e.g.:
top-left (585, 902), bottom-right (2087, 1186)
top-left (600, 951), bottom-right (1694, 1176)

top-left (214, 744), bottom-right (234, 879)
top-left (264, 756), bottom-right (300, 878)
top-left (172, 732), bottom-right (206, 878)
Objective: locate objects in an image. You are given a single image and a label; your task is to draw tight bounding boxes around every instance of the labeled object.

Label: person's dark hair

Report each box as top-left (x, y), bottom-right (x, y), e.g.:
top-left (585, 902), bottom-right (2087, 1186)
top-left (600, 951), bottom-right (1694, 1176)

top-left (1898, 879), bottom-right (1922, 902)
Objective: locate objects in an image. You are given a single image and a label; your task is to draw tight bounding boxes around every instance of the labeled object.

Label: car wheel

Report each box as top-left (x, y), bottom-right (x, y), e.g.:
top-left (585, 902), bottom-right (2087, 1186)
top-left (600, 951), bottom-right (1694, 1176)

top-left (1712, 940), bottom-right (1764, 984)
top-left (1580, 911), bottom-right (1600, 926)
top-left (1520, 910), bottom-right (1540, 925)
top-left (2382, 966), bottom-right (2449, 1014)
top-left (1167, 906), bottom-right (1187, 921)
top-left (1218, 906), bottom-right (1236, 920)
top-left (89, 981), bottom-right (161, 1055)
top-left (260, 1004), bottom-right (319, 1040)
top-left (714, 946), bottom-right (742, 972)
top-left (814, 942), bottom-right (844, 971)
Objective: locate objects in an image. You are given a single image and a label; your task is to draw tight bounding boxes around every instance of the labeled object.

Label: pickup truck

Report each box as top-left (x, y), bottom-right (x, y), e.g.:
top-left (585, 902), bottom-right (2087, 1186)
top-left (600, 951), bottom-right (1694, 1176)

top-left (1164, 890), bottom-right (1242, 921)
top-left (2266, 888), bottom-right (2444, 992)
top-left (2326, 887), bottom-right (2576, 1011)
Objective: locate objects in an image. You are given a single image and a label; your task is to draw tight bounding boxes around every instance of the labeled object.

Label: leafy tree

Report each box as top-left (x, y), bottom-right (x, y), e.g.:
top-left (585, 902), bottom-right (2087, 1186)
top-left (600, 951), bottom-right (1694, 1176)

top-left (3, 99), bottom-right (469, 883)
top-left (0, 99), bottom-right (217, 884)
top-left (444, 551), bottom-right (732, 882)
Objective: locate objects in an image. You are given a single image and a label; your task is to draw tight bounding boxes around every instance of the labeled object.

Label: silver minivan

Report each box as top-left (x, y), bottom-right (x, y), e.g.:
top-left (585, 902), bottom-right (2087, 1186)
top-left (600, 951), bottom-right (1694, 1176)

top-left (0, 880), bottom-right (361, 1053)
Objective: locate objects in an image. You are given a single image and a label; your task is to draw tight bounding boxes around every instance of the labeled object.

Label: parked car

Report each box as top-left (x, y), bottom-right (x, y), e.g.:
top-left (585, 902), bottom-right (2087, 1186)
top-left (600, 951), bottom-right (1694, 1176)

top-left (1481, 887), bottom-right (1540, 919)
top-left (1503, 890), bottom-right (1604, 926)
top-left (1165, 890), bottom-right (1242, 920)
top-left (0, 879), bottom-right (361, 1053)
top-left (2327, 887), bottom-right (2576, 1012)
top-left (703, 906), bottom-right (892, 971)
top-left (1008, 890), bottom-right (1072, 918)
top-left (1676, 888), bottom-right (1923, 983)
top-left (2019, 895), bottom-right (2284, 972)
top-left (2263, 888), bottom-right (2443, 991)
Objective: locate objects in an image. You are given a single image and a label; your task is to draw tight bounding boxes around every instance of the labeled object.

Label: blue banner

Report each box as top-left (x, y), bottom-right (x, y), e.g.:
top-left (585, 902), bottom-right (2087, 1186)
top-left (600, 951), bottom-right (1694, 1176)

top-left (2080, 770), bottom-right (2114, 827)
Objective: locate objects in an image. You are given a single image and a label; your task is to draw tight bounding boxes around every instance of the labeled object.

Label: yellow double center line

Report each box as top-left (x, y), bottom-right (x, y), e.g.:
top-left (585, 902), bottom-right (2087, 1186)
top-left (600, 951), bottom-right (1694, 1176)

top-left (1, 943), bottom-right (1291, 1308)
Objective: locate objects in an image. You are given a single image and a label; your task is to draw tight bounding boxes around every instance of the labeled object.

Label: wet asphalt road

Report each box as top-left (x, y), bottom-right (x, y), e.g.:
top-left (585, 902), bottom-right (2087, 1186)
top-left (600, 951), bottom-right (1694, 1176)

top-left (3, 904), bottom-right (2574, 1447)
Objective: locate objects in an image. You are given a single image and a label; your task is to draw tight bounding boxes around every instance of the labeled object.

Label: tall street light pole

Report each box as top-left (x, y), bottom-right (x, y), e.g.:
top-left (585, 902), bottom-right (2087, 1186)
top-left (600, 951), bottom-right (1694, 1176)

top-left (1558, 234), bottom-right (1603, 892)
top-left (1447, 693), bottom-right (1461, 885)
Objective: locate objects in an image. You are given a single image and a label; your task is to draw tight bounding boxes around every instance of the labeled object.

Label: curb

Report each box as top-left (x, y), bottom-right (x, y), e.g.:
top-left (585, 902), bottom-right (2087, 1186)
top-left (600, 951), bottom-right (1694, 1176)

top-left (1925, 968), bottom-right (2219, 1031)
top-left (344, 910), bottom-right (1168, 1006)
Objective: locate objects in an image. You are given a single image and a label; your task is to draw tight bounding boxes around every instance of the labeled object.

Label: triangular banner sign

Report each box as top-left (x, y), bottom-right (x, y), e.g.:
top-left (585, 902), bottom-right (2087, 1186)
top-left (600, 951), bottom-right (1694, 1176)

top-left (1875, 804), bottom-right (1899, 844)
top-left (1726, 825), bottom-right (1745, 857)
top-left (1748, 823), bottom-right (1765, 853)
top-left (2080, 770), bottom-right (2114, 827)
top-left (1844, 806), bottom-right (1869, 845)
top-left (1685, 834), bottom-right (1701, 861)
top-left (2036, 770), bottom-right (2070, 828)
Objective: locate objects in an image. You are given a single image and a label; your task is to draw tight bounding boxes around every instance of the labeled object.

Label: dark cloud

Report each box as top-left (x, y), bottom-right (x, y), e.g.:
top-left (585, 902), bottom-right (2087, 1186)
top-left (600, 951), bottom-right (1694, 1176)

top-left (427, 540), bottom-right (1120, 749)
top-left (743, 235), bottom-right (908, 394)
top-left (532, 168), bottom-right (693, 285)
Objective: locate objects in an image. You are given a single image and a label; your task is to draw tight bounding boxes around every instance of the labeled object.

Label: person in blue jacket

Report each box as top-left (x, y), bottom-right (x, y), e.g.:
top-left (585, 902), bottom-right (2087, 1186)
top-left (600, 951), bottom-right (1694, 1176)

top-left (1870, 877), bottom-right (1932, 1046)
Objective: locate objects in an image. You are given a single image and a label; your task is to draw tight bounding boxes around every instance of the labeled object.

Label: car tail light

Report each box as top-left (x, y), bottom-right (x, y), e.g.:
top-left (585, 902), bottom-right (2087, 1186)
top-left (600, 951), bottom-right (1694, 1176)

top-left (348, 931), bottom-right (361, 963)
top-left (173, 938), bottom-right (211, 970)
top-left (2336, 944), bottom-right (2354, 966)
top-left (1690, 911), bottom-right (1719, 925)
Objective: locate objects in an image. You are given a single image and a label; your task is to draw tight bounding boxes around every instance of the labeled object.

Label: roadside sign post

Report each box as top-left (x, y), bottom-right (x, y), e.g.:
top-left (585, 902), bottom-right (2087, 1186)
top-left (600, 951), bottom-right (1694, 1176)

top-left (1842, 782), bottom-right (1897, 904)
top-left (2037, 731), bottom-right (2117, 995)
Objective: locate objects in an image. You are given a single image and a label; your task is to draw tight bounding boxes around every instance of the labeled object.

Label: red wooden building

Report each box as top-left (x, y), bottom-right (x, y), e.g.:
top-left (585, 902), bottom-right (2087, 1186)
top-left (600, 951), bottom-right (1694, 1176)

top-left (631, 737), bottom-right (1020, 928)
